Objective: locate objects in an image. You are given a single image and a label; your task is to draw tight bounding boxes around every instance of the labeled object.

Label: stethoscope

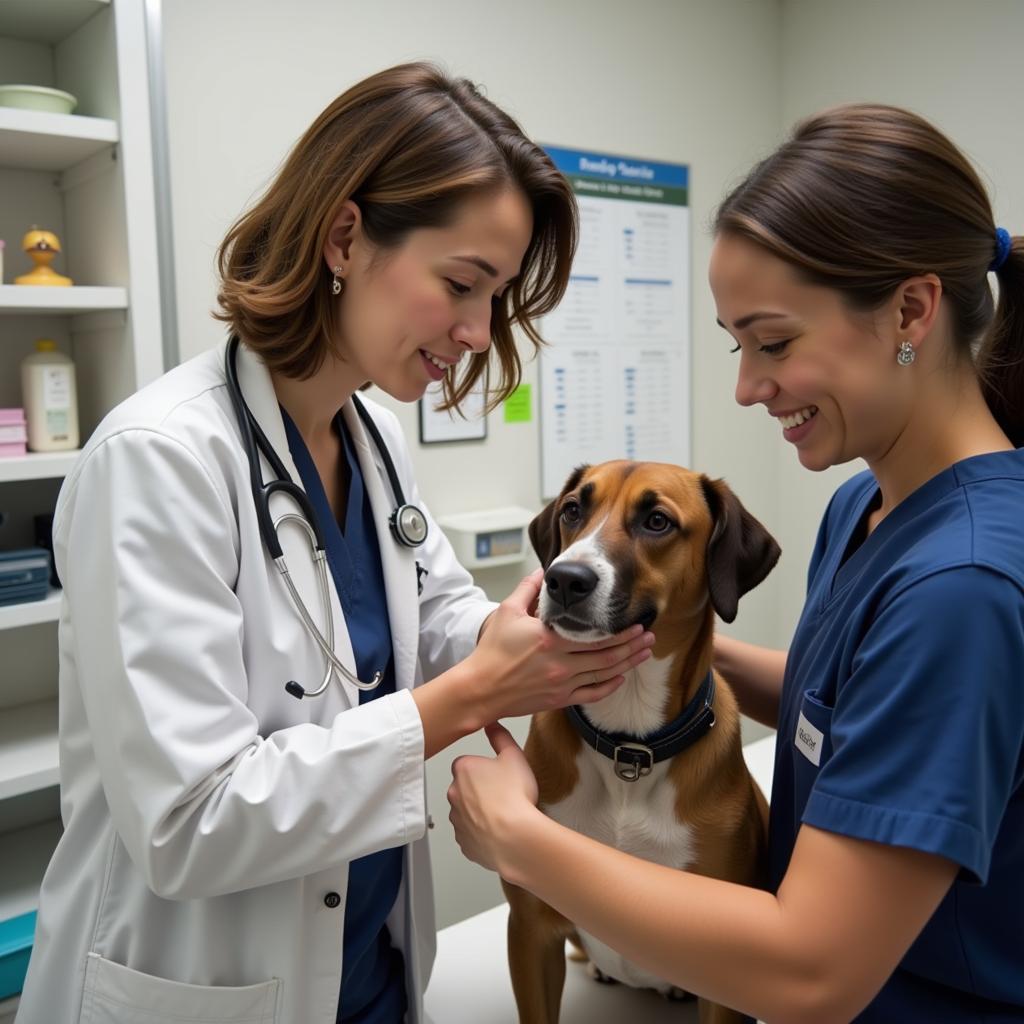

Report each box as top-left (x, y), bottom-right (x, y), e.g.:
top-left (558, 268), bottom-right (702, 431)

top-left (225, 335), bottom-right (429, 699)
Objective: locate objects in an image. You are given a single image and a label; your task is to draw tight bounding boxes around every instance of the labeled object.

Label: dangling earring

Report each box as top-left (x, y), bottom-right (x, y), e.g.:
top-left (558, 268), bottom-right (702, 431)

top-left (897, 340), bottom-right (915, 366)
top-left (331, 266), bottom-right (343, 296)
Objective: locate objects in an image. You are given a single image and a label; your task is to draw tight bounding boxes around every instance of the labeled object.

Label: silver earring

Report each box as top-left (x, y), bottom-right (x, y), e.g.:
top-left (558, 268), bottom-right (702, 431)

top-left (331, 266), bottom-right (343, 296)
top-left (897, 340), bottom-right (915, 366)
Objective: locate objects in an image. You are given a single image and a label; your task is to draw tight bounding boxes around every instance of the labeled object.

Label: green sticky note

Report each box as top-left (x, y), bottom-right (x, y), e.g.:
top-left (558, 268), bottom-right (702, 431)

top-left (504, 385), bottom-right (532, 423)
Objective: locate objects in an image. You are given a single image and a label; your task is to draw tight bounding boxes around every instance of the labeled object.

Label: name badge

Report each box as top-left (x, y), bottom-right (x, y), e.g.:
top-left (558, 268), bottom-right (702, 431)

top-left (795, 711), bottom-right (823, 767)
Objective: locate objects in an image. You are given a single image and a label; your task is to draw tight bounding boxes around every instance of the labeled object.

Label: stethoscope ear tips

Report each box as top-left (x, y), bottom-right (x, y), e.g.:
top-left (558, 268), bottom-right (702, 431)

top-left (285, 680), bottom-right (306, 700)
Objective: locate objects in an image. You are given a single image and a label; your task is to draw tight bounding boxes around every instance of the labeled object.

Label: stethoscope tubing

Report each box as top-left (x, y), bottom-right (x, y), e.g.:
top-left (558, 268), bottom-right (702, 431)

top-left (274, 512), bottom-right (383, 695)
top-left (225, 335), bottom-right (420, 696)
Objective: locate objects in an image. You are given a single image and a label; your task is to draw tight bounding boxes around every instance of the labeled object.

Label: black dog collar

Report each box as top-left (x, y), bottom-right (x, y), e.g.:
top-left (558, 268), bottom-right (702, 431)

top-left (564, 670), bottom-right (716, 782)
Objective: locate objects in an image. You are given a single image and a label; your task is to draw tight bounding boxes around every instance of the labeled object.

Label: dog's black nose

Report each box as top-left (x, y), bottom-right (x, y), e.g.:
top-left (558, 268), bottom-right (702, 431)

top-left (545, 562), bottom-right (599, 610)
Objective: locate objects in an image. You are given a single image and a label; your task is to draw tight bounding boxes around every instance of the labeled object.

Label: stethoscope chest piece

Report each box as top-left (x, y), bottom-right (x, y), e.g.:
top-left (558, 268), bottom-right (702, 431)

top-left (391, 504), bottom-right (428, 548)
top-left (225, 335), bottom-right (429, 700)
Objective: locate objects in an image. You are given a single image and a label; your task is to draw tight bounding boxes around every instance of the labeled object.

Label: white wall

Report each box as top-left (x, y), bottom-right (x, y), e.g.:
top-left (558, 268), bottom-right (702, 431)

top-left (158, 0), bottom-right (1024, 935)
top-left (160, 0), bottom-right (783, 928)
top-left (772, 0), bottom-right (1024, 641)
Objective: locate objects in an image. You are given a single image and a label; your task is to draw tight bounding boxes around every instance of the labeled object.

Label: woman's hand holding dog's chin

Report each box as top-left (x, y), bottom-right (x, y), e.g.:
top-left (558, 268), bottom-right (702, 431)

top-left (448, 723), bottom-right (543, 875)
top-left (465, 569), bottom-right (655, 725)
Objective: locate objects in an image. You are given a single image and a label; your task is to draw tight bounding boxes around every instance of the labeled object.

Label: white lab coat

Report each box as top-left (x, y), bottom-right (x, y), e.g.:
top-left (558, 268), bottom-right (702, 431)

top-left (15, 339), bottom-right (494, 1024)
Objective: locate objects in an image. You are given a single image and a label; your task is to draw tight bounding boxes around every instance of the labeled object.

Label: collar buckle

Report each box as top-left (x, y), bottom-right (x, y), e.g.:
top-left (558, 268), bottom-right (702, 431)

top-left (613, 742), bottom-right (654, 782)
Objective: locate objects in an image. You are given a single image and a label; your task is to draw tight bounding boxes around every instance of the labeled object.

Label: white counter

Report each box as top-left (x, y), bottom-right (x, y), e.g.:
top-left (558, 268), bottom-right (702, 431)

top-left (424, 734), bottom-right (776, 1023)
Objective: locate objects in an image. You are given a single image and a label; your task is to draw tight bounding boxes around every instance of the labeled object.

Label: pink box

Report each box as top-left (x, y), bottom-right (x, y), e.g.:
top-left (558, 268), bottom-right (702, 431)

top-left (0, 442), bottom-right (27, 457)
top-left (0, 424), bottom-right (27, 443)
top-left (0, 408), bottom-right (26, 427)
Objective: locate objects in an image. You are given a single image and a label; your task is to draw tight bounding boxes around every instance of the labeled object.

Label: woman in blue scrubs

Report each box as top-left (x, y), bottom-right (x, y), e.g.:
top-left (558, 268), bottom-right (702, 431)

top-left (448, 103), bottom-right (1024, 1022)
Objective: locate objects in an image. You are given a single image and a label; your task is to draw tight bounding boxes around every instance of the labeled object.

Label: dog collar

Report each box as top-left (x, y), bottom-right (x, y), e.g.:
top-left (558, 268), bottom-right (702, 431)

top-left (564, 670), bottom-right (716, 782)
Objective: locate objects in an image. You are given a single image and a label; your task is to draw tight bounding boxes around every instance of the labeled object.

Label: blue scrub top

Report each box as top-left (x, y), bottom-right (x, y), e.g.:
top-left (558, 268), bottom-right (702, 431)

top-left (282, 408), bottom-right (407, 1024)
top-left (772, 448), bottom-right (1024, 1022)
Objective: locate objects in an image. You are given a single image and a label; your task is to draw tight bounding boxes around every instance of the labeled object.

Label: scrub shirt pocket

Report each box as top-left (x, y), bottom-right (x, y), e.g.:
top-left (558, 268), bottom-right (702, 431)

top-left (79, 952), bottom-right (280, 1023)
top-left (790, 689), bottom-right (835, 814)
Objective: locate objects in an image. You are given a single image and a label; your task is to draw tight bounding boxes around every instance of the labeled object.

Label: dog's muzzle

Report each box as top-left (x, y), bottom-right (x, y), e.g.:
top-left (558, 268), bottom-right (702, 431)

top-left (544, 562), bottom-right (599, 612)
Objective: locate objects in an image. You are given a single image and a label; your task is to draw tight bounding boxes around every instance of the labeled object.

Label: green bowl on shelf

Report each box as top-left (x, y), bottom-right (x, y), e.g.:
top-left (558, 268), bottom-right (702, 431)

top-left (0, 84), bottom-right (78, 115)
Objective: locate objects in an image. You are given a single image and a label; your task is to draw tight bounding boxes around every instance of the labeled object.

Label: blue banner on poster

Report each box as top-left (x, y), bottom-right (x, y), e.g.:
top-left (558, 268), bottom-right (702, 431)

top-left (544, 145), bottom-right (687, 189)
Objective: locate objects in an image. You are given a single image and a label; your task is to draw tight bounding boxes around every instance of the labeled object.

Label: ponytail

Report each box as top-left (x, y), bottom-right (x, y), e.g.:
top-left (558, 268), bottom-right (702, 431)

top-left (978, 236), bottom-right (1024, 448)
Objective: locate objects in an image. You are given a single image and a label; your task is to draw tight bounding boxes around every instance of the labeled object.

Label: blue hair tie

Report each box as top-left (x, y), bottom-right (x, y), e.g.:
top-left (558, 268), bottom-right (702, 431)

top-left (990, 227), bottom-right (1012, 272)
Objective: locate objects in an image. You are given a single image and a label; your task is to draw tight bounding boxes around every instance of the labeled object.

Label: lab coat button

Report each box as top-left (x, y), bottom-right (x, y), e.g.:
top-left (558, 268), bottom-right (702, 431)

top-left (323, 892), bottom-right (341, 909)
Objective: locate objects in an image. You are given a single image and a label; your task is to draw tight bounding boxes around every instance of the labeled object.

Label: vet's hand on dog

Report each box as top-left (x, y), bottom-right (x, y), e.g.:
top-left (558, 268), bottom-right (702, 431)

top-left (465, 568), bottom-right (656, 722)
top-left (448, 722), bottom-right (540, 874)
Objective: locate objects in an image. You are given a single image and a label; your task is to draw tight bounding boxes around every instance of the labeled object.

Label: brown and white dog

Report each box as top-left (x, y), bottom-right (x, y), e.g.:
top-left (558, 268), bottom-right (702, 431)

top-left (503, 460), bottom-right (781, 1024)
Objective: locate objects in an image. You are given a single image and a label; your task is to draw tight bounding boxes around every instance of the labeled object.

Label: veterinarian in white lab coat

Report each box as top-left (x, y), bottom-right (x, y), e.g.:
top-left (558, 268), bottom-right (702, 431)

top-left (15, 63), bottom-right (656, 1024)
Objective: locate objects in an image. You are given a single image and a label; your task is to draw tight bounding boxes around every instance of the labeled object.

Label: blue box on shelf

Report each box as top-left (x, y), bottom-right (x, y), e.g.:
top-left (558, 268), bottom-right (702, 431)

top-left (0, 910), bottom-right (36, 1000)
top-left (0, 547), bottom-right (50, 607)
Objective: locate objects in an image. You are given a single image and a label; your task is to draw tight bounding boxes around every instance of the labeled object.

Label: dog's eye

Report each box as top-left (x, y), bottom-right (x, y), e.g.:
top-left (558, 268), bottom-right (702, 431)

top-left (561, 501), bottom-right (581, 525)
top-left (645, 511), bottom-right (672, 533)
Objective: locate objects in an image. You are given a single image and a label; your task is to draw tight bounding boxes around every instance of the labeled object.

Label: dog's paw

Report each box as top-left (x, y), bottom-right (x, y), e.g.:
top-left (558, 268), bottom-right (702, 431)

top-left (663, 986), bottom-right (695, 1002)
top-left (586, 962), bottom-right (620, 985)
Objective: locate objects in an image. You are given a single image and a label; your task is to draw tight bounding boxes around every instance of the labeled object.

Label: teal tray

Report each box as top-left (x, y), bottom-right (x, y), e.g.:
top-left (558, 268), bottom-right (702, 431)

top-left (0, 910), bottom-right (36, 1000)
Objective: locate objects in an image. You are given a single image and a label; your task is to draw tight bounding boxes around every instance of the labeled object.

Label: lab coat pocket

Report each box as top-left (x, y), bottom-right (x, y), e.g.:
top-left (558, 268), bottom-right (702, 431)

top-left (80, 952), bottom-right (280, 1023)
top-left (790, 689), bottom-right (834, 812)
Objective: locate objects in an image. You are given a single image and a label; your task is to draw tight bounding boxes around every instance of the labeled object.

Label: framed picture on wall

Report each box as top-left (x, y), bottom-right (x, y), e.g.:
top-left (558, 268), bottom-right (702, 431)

top-left (418, 380), bottom-right (487, 444)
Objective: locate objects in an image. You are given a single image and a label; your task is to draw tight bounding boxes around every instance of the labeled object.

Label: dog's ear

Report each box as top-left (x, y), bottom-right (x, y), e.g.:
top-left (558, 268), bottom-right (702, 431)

top-left (699, 476), bottom-right (781, 623)
top-left (528, 499), bottom-right (561, 569)
top-left (529, 464), bottom-right (589, 569)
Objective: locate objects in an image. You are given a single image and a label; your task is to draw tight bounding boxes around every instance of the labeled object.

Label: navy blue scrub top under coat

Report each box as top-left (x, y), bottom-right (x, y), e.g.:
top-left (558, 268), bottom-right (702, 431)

top-left (282, 408), bottom-right (407, 1024)
top-left (772, 449), bottom-right (1024, 1022)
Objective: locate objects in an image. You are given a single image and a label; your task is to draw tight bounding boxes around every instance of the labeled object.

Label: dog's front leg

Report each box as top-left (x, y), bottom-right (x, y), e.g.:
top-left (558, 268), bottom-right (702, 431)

top-left (699, 998), bottom-right (755, 1024)
top-left (504, 882), bottom-right (574, 1024)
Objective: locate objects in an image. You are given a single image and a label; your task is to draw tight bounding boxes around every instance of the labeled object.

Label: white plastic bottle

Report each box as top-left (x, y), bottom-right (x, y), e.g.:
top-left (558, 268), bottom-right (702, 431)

top-left (21, 339), bottom-right (79, 451)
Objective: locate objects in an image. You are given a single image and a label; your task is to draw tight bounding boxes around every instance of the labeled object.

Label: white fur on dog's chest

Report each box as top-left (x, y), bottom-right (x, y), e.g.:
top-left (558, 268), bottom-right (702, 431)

top-left (543, 654), bottom-right (697, 865)
top-left (543, 743), bottom-right (696, 991)
top-left (544, 748), bottom-right (695, 866)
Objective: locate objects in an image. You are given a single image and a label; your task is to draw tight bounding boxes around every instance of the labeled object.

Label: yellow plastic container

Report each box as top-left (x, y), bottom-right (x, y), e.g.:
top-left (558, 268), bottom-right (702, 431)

top-left (15, 228), bottom-right (72, 287)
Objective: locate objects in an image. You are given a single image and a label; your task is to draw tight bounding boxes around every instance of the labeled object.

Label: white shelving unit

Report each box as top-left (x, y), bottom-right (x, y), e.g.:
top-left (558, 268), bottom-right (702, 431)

top-left (0, 589), bottom-right (60, 629)
top-left (0, 105), bottom-right (118, 170)
top-left (0, 819), bottom-right (63, 924)
top-left (0, 700), bottom-right (59, 802)
top-left (0, 283), bottom-right (127, 313)
top-left (0, 451), bottom-right (77, 483)
top-left (0, 1), bottom-right (166, 1014)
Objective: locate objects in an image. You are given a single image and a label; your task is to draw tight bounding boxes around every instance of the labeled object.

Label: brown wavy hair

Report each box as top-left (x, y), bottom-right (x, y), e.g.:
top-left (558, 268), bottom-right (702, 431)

top-left (215, 62), bottom-right (577, 412)
top-left (714, 103), bottom-right (1023, 447)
